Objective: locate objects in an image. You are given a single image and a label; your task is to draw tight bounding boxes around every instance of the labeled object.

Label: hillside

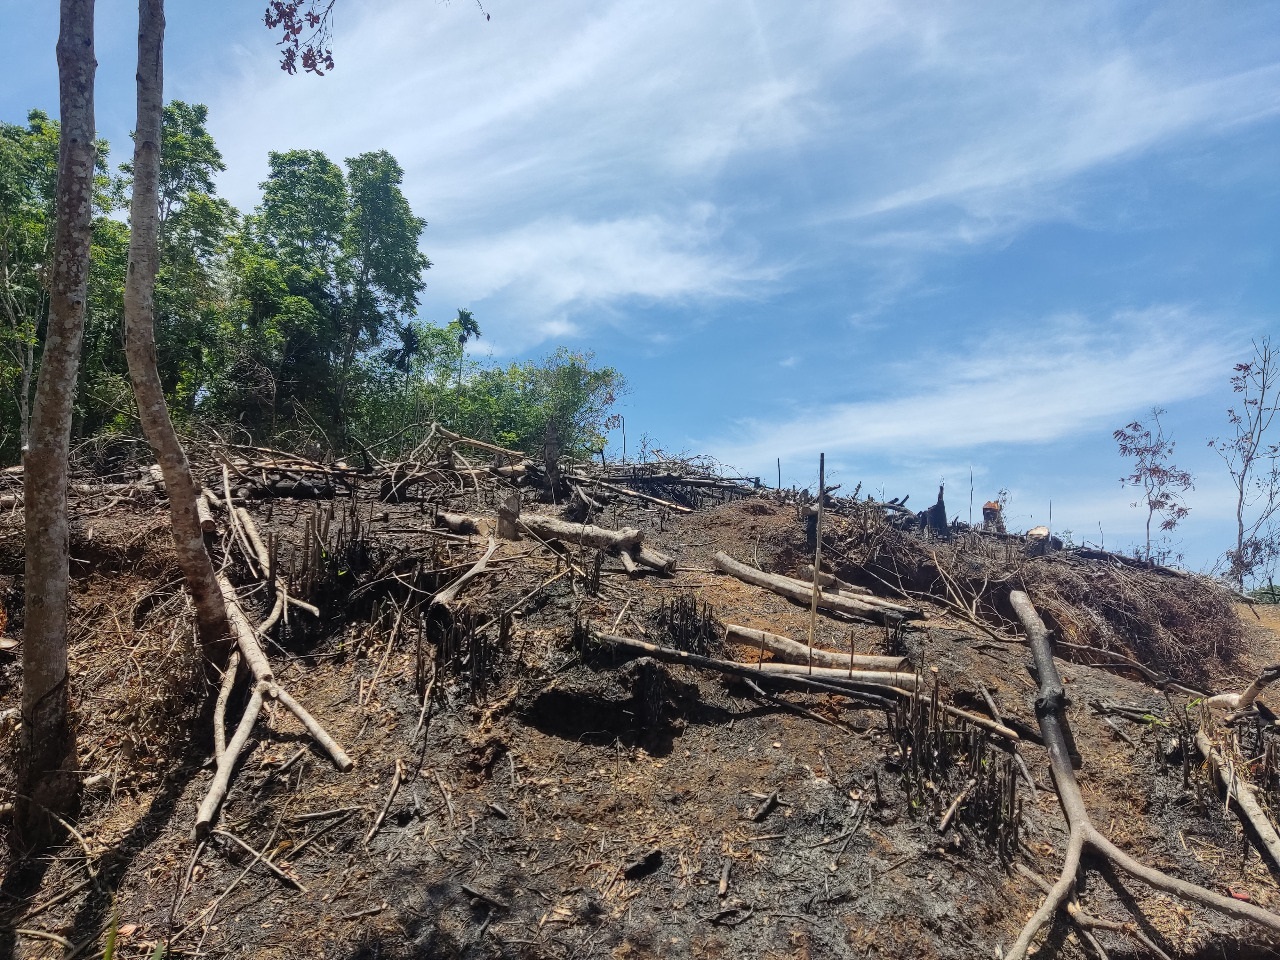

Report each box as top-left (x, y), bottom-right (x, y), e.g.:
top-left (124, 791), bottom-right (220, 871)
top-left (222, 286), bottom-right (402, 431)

top-left (2, 436), bottom-right (1280, 960)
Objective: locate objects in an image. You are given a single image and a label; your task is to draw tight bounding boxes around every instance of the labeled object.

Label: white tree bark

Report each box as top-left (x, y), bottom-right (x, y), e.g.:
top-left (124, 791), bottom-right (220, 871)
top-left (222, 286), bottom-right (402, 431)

top-left (21, 0), bottom-right (97, 834)
top-left (124, 0), bottom-right (230, 656)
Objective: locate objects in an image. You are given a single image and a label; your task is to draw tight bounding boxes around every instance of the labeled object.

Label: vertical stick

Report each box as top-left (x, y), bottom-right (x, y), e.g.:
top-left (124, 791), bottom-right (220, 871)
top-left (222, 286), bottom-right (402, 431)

top-left (969, 466), bottom-right (973, 528)
top-left (807, 453), bottom-right (824, 675)
top-left (777, 458), bottom-right (782, 491)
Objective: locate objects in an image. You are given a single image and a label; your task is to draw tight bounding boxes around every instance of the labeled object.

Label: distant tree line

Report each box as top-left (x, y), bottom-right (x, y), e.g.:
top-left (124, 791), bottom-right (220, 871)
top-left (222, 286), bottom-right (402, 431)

top-left (0, 102), bottom-right (623, 464)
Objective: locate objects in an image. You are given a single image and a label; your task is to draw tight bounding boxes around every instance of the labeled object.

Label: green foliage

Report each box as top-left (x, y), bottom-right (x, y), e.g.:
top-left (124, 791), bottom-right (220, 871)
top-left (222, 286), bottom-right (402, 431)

top-left (0, 101), bottom-right (627, 467)
top-left (0, 110), bottom-right (117, 458)
top-left (1249, 584), bottom-right (1280, 605)
top-left (0, 112), bottom-right (54, 440)
top-left (355, 345), bottom-right (626, 459)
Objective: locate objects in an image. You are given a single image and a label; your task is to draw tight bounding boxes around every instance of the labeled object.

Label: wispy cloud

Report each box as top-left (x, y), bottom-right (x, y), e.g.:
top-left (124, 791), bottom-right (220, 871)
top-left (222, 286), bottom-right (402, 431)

top-left (706, 307), bottom-right (1238, 471)
top-left (198, 0), bottom-right (1280, 348)
top-left (850, 62), bottom-right (1280, 224)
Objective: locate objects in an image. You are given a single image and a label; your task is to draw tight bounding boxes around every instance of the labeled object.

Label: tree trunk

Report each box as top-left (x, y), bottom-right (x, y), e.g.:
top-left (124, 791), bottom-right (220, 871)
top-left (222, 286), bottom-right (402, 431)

top-left (20, 0), bottom-right (96, 837)
top-left (123, 0), bottom-right (230, 657)
top-left (713, 552), bottom-right (923, 623)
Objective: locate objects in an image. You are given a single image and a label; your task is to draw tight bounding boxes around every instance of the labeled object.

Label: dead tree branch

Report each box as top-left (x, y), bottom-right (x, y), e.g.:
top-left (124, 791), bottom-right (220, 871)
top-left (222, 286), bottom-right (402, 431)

top-left (1005, 589), bottom-right (1280, 959)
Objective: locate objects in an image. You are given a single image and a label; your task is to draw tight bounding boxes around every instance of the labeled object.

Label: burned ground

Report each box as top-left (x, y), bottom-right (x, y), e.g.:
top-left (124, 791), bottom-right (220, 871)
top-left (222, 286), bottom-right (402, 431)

top-left (1, 449), bottom-right (1280, 959)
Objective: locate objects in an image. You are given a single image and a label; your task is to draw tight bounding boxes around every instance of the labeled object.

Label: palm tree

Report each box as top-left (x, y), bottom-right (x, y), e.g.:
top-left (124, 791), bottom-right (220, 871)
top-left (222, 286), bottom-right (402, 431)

top-left (381, 321), bottom-right (423, 375)
top-left (454, 307), bottom-right (480, 385)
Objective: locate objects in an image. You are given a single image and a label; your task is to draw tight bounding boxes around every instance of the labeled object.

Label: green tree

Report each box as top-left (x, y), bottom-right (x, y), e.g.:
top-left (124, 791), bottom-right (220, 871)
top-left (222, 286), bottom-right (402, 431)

top-left (452, 307), bottom-right (480, 385)
top-left (240, 147), bottom-right (428, 438)
top-left (0, 111), bottom-right (58, 453)
top-left (0, 110), bottom-right (116, 458)
top-left (334, 150), bottom-right (429, 429)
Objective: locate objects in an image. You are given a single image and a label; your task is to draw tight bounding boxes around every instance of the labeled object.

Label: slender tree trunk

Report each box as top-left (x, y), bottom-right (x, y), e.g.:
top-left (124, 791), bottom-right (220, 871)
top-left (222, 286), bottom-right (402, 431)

top-left (20, 0), bottom-right (96, 837)
top-left (124, 0), bottom-right (230, 657)
top-left (20, 333), bottom-right (33, 449)
top-left (1237, 495), bottom-right (1248, 586)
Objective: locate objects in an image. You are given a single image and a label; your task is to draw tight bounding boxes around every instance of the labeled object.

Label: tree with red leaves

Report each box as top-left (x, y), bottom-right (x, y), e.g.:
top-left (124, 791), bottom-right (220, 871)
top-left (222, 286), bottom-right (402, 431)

top-left (1114, 407), bottom-right (1193, 563)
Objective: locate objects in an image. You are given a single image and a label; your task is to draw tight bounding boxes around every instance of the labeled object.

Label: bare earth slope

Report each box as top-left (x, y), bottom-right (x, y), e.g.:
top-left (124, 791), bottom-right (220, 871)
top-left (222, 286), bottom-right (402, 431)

top-left (2, 468), bottom-right (1280, 959)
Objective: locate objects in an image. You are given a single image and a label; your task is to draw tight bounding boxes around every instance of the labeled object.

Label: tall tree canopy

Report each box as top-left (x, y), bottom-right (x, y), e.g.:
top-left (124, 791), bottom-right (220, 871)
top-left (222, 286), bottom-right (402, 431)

top-left (0, 100), bottom-right (625, 463)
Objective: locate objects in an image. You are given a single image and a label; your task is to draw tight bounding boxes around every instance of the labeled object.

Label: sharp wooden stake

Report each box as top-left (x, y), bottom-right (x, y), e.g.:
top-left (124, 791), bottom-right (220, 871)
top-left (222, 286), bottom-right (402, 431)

top-left (718, 861), bottom-right (731, 897)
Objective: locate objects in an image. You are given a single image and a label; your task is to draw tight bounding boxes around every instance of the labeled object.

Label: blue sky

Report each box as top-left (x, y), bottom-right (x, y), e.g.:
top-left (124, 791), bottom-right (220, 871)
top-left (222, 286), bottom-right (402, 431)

top-left (2, 0), bottom-right (1279, 573)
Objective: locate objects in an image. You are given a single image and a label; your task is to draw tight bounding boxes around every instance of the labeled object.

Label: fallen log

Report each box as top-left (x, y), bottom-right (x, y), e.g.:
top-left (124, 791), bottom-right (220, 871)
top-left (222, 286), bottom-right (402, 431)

top-left (449, 507), bottom-right (677, 574)
top-left (745, 660), bottom-right (919, 687)
top-left (1004, 590), bottom-right (1280, 959)
top-left (723, 624), bottom-right (906, 672)
top-left (435, 511), bottom-right (483, 536)
top-left (596, 472), bottom-right (754, 492)
top-left (595, 633), bottom-right (1017, 738)
top-left (633, 545), bottom-right (677, 575)
top-left (518, 514), bottom-right (642, 552)
top-left (713, 552), bottom-right (922, 623)
top-left (1202, 664), bottom-right (1280, 714)
top-left (1195, 728), bottom-right (1280, 877)
top-left (592, 632), bottom-right (900, 708)
top-left (798, 565), bottom-right (871, 596)
top-left (196, 576), bottom-right (354, 838)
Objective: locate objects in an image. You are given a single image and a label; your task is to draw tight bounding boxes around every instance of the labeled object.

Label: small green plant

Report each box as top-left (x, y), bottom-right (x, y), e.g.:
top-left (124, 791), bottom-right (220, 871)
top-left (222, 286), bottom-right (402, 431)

top-left (103, 903), bottom-right (119, 960)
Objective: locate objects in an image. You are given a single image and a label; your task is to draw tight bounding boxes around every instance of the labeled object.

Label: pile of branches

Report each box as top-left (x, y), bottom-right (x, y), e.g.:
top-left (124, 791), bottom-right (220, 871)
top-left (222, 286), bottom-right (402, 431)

top-left (813, 495), bottom-right (1244, 684)
top-left (204, 427), bottom-right (768, 524)
top-left (574, 452), bottom-right (762, 512)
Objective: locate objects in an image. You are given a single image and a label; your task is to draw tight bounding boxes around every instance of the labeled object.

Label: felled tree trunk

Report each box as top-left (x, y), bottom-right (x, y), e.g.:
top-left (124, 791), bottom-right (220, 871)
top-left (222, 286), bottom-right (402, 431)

top-left (713, 552), bottom-right (922, 623)
top-left (724, 624), bottom-right (906, 672)
top-left (19, 0), bottom-right (97, 838)
top-left (1005, 590), bottom-right (1280, 959)
top-left (463, 507), bottom-right (677, 573)
top-left (123, 0), bottom-right (229, 658)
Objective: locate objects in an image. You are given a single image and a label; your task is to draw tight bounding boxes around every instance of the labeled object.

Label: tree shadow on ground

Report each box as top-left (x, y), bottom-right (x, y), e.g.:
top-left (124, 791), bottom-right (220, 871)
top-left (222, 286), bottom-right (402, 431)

top-left (0, 832), bottom-right (57, 960)
top-left (58, 745), bottom-right (208, 955)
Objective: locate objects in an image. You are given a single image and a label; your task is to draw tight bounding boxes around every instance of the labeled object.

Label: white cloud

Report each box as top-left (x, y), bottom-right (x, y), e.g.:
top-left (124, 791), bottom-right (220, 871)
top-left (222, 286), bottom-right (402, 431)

top-left (848, 59), bottom-right (1280, 225)
top-left (195, 0), bottom-right (1280, 350)
top-left (420, 208), bottom-right (776, 351)
top-left (706, 307), bottom-right (1239, 472)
